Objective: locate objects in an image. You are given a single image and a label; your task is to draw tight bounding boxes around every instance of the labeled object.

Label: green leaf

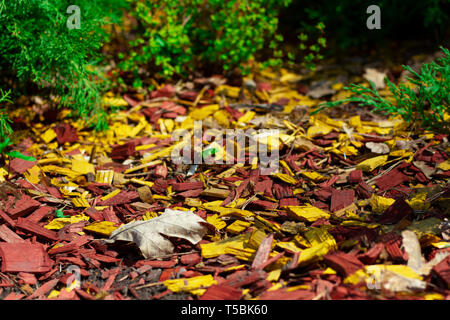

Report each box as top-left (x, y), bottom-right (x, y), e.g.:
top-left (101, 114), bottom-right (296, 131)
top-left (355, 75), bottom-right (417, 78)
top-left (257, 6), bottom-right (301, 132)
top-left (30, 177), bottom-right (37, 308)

top-left (5, 150), bottom-right (36, 161)
top-left (55, 209), bottom-right (70, 218)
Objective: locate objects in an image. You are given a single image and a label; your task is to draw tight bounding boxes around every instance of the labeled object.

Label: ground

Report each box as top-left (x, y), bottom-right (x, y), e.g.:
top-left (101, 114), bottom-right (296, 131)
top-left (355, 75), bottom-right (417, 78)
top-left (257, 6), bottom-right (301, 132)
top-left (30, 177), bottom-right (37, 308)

top-left (0, 45), bottom-right (449, 300)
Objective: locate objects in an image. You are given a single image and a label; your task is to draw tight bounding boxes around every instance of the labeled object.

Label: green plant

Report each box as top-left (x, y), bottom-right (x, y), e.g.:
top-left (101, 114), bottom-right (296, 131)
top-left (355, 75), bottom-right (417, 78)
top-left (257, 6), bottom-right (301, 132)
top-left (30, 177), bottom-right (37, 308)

top-left (118, 0), bottom-right (297, 81)
top-left (0, 89), bottom-right (13, 155)
top-left (0, 89), bottom-right (37, 163)
top-left (0, 0), bottom-right (126, 130)
top-left (314, 47), bottom-right (450, 132)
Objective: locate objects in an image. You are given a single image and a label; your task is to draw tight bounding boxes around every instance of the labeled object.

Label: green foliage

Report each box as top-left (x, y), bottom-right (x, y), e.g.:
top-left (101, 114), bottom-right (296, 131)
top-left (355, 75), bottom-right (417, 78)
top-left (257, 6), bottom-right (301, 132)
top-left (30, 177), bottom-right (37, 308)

top-left (314, 47), bottom-right (450, 133)
top-left (0, 0), bottom-right (126, 130)
top-left (119, 0), bottom-right (317, 81)
top-left (0, 89), bottom-right (13, 155)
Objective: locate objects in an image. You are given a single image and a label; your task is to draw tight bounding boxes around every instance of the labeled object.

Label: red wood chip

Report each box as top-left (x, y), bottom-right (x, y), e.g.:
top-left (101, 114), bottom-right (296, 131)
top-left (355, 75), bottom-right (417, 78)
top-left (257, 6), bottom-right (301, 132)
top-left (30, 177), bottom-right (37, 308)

top-left (111, 142), bottom-right (136, 160)
top-left (314, 188), bottom-right (332, 202)
top-left (75, 289), bottom-right (96, 300)
top-left (259, 288), bottom-right (315, 300)
top-left (222, 270), bottom-right (266, 288)
top-left (330, 189), bottom-right (355, 212)
top-left (176, 189), bottom-right (204, 198)
top-left (154, 165), bottom-right (168, 178)
top-left (385, 239), bottom-right (407, 262)
top-left (54, 123), bottom-right (78, 144)
top-left (6, 195), bottom-right (41, 219)
top-left (357, 242), bottom-right (384, 264)
top-left (251, 234), bottom-right (274, 270)
top-left (27, 206), bottom-right (54, 223)
top-left (355, 181), bottom-right (373, 199)
top-left (248, 199), bottom-right (278, 210)
top-left (377, 198), bottom-right (413, 224)
top-left (348, 169), bottom-right (363, 184)
top-left (101, 207), bottom-right (122, 224)
top-left (84, 207), bottom-right (105, 221)
top-left (375, 168), bottom-right (410, 191)
top-left (48, 243), bottom-right (78, 255)
top-left (135, 259), bottom-right (178, 269)
top-left (0, 224), bottom-right (26, 243)
top-left (0, 243), bottom-right (53, 273)
top-left (432, 256), bottom-right (450, 288)
top-left (199, 284), bottom-right (242, 300)
top-left (18, 272), bottom-right (37, 285)
top-left (4, 292), bottom-right (26, 300)
top-left (171, 181), bottom-right (204, 192)
top-left (9, 157), bottom-right (36, 174)
top-left (254, 179), bottom-right (273, 195)
top-left (0, 209), bottom-right (16, 227)
top-left (15, 217), bottom-right (59, 241)
top-left (180, 253), bottom-right (201, 266)
top-left (98, 191), bottom-right (139, 205)
top-left (150, 84), bottom-right (175, 99)
top-left (323, 251), bottom-right (364, 277)
top-left (279, 198), bottom-right (300, 207)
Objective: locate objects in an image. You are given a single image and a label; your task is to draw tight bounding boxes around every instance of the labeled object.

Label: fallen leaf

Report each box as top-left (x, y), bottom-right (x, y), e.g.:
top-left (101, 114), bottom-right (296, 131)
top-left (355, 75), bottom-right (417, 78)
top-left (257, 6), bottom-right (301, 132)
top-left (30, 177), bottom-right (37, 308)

top-left (363, 68), bottom-right (387, 89)
top-left (366, 142), bottom-right (390, 154)
top-left (401, 230), bottom-right (424, 273)
top-left (107, 209), bottom-right (208, 259)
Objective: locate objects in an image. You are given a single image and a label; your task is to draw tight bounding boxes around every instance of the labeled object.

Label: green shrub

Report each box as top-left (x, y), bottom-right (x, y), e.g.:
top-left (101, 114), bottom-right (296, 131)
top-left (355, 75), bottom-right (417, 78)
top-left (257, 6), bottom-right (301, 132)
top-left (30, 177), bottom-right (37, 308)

top-left (314, 47), bottom-right (450, 133)
top-left (0, 0), bottom-right (126, 130)
top-left (0, 89), bottom-right (13, 155)
top-left (118, 0), bottom-right (325, 83)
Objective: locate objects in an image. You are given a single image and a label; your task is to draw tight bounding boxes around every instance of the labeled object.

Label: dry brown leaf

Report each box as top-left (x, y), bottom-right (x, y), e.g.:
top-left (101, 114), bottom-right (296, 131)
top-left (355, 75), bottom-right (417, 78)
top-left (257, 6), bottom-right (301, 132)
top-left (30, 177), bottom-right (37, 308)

top-left (107, 209), bottom-right (208, 259)
top-left (365, 141), bottom-right (390, 154)
top-left (363, 68), bottom-right (387, 89)
top-left (401, 230), bottom-right (424, 273)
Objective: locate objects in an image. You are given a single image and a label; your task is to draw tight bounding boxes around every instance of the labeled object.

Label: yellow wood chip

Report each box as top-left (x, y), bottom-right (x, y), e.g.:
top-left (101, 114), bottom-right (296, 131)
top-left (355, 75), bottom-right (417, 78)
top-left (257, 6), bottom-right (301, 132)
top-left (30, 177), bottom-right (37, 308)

top-left (24, 166), bottom-right (40, 184)
top-left (135, 143), bottom-right (156, 151)
top-left (300, 171), bottom-right (328, 182)
top-left (41, 128), bottom-right (57, 143)
top-left (45, 214), bottom-right (90, 230)
top-left (276, 241), bottom-right (302, 253)
top-left (226, 220), bottom-right (251, 234)
top-left (200, 233), bottom-right (250, 258)
top-left (225, 247), bottom-right (256, 261)
top-left (287, 204), bottom-right (330, 222)
top-left (438, 159), bottom-right (450, 171)
top-left (72, 197), bottom-right (90, 208)
top-left (189, 104), bottom-right (220, 120)
top-left (344, 264), bottom-right (422, 286)
top-left (304, 227), bottom-right (336, 247)
top-left (41, 165), bottom-right (80, 179)
top-left (272, 172), bottom-right (298, 185)
top-left (83, 221), bottom-right (119, 237)
top-left (130, 178), bottom-right (154, 188)
top-left (71, 159), bottom-right (95, 175)
top-left (247, 229), bottom-right (267, 249)
top-left (266, 269), bottom-right (282, 282)
top-left (95, 170), bottom-right (114, 184)
top-left (141, 146), bottom-right (174, 164)
top-left (164, 275), bottom-right (217, 293)
top-left (298, 241), bottom-right (335, 266)
top-left (237, 111), bottom-right (256, 124)
top-left (356, 155), bottom-right (388, 172)
top-left (101, 189), bottom-right (121, 201)
top-left (369, 194), bottom-right (395, 214)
